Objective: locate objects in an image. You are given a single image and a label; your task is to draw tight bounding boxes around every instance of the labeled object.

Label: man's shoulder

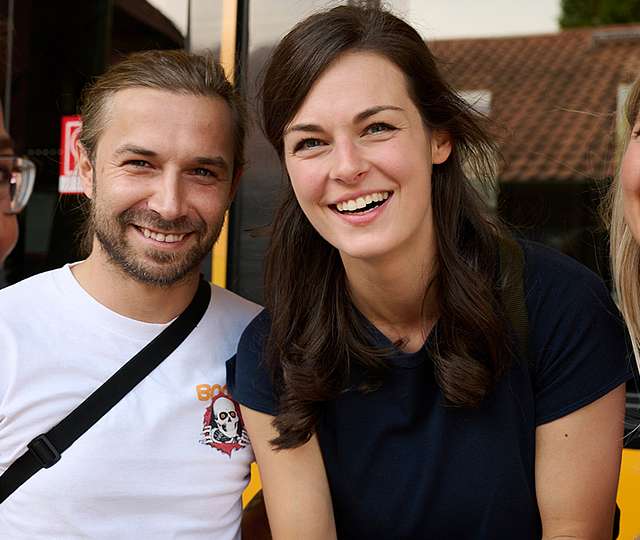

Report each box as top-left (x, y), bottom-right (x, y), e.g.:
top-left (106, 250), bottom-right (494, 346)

top-left (0, 266), bottom-right (66, 312)
top-left (207, 284), bottom-right (262, 331)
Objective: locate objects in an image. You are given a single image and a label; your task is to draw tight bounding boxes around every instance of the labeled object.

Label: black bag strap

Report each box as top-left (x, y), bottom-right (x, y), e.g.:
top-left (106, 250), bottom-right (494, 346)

top-left (497, 237), bottom-right (529, 364)
top-left (0, 277), bottom-right (211, 504)
top-left (497, 238), bottom-right (621, 538)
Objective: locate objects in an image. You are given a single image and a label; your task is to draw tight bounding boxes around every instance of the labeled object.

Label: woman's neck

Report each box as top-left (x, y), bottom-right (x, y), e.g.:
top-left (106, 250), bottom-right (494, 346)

top-left (342, 242), bottom-right (439, 353)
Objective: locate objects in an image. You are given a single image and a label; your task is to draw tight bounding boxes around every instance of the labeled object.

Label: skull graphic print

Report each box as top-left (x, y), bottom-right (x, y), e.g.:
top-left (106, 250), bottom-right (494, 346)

top-left (200, 393), bottom-right (248, 456)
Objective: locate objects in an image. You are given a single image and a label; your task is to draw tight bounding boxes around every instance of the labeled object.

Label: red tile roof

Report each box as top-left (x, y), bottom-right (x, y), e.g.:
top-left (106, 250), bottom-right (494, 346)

top-left (430, 26), bottom-right (640, 182)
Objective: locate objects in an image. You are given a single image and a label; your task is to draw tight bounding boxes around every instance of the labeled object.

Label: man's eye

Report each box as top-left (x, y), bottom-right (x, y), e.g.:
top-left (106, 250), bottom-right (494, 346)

top-left (191, 167), bottom-right (217, 178)
top-left (294, 138), bottom-right (324, 152)
top-left (124, 159), bottom-right (151, 168)
top-left (0, 166), bottom-right (12, 182)
top-left (365, 122), bottom-right (394, 135)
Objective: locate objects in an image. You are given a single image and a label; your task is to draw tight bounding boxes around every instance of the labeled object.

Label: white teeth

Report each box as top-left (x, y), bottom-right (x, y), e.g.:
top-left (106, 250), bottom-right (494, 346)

top-left (140, 227), bottom-right (186, 243)
top-left (335, 191), bottom-right (391, 213)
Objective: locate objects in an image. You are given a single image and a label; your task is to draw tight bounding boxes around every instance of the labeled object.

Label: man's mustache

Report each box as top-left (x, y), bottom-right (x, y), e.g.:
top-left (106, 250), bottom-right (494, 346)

top-left (118, 208), bottom-right (206, 235)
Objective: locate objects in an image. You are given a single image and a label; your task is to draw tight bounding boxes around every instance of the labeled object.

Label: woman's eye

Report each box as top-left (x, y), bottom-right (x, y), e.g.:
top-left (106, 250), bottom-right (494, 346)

top-left (294, 138), bottom-right (324, 152)
top-left (366, 122), bottom-right (394, 135)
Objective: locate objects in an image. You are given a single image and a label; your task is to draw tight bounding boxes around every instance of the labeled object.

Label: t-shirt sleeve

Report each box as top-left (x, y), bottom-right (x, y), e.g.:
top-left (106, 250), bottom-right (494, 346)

top-left (523, 242), bottom-right (635, 426)
top-left (226, 309), bottom-right (279, 416)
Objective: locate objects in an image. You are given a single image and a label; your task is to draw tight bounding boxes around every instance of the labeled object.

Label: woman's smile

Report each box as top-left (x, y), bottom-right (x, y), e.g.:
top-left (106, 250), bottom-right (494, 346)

top-left (283, 51), bottom-right (451, 263)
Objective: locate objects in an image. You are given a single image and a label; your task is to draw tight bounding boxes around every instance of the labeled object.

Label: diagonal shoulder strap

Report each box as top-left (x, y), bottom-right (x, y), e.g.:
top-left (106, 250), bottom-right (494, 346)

top-left (497, 237), bottom-right (529, 364)
top-left (0, 277), bottom-right (212, 504)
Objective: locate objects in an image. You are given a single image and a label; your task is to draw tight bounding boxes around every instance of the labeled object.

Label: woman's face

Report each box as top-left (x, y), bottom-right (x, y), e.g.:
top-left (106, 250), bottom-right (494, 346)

top-left (283, 51), bottom-right (451, 266)
top-left (621, 113), bottom-right (640, 243)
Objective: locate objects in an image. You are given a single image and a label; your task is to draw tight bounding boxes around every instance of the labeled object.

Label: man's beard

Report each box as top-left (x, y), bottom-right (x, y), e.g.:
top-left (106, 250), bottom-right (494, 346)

top-left (91, 204), bottom-right (224, 288)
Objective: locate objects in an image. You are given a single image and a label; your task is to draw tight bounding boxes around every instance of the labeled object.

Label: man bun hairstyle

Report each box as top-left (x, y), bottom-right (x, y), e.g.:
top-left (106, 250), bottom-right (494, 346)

top-left (79, 49), bottom-right (246, 176)
top-left (76, 49), bottom-right (246, 256)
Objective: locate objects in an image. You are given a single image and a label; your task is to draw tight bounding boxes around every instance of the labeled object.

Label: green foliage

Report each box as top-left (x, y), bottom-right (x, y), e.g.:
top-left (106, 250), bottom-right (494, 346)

top-left (560, 0), bottom-right (640, 28)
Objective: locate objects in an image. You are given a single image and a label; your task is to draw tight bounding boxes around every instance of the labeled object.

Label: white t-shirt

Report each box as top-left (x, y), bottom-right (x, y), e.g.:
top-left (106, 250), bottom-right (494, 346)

top-left (0, 265), bottom-right (261, 539)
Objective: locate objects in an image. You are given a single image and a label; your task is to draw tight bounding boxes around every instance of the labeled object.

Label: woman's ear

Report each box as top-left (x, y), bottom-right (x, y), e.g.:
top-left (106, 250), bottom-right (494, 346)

top-left (431, 130), bottom-right (452, 165)
top-left (76, 141), bottom-right (94, 199)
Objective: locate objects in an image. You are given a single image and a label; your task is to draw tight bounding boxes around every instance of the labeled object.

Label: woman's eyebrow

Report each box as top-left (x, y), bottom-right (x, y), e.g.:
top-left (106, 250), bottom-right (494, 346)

top-left (354, 105), bottom-right (404, 122)
top-left (285, 105), bottom-right (405, 136)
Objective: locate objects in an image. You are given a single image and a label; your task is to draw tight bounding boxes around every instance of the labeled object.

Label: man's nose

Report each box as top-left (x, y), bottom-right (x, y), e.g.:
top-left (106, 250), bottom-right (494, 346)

top-left (329, 138), bottom-right (368, 184)
top-left (146, 170), bottom-right (186, 221)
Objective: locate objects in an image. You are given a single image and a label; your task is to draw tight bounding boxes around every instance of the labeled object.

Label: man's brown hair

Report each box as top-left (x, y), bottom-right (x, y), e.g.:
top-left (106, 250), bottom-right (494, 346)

top-left (79, 49), bottom-right (246, 176)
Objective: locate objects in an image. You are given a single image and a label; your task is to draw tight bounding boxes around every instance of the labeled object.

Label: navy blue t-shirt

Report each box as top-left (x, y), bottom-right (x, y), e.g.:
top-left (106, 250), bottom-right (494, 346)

top-left (227, 242), bottom-right (633, 539)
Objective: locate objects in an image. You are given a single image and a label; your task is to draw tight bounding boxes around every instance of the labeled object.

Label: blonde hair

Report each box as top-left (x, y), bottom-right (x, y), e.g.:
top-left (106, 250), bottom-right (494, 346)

top-left (606, 78), bottom-right (640, 370)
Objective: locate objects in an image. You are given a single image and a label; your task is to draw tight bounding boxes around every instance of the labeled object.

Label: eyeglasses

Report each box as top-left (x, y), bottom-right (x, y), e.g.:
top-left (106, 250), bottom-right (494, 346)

top-left (0, 156), bottom-right (36, 215)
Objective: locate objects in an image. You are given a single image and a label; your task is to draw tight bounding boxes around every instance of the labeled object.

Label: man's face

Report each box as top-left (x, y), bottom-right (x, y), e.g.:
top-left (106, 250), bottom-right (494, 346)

top-left (78, 88), bottom-right (237, 286)
top-left (0, 105), bottom-right (17, 266)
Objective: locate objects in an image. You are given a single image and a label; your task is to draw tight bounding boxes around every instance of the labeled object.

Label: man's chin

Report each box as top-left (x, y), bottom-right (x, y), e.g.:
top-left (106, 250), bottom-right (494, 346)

top-left (102, 243), bottom-right (207, 288)
top-left (94, 225), bottom-right (218, 288)
top-left (118, 258), bottom-right (202, 288)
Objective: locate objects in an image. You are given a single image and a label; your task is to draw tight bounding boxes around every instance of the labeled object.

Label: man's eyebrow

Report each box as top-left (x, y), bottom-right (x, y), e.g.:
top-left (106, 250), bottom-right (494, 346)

top-left (113, 144), bottom-right (157, 157)
top-left (194, 156), bottom-right (229, 171)
top-left (113, 145), bottom-right (229, 171)
top-left (285, 105), bottom-right (405, 136)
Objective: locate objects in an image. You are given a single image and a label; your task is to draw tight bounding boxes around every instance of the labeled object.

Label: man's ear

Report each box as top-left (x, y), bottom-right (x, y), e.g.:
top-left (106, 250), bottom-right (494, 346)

top-left (76, 140), bottom-right (95, 199)
top-left (431, 130), bottom-right (452, 165)
top-left (228, 166), bottom-right (243, 203)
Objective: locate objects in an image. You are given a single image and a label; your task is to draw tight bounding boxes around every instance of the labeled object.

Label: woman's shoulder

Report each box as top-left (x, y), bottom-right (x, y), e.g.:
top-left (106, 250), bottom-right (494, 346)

top-left (518, 239), bottom-right (623, 343)
top-left (239, 308), bottom-right (271, 349)
top-left (521, 240), bottom-right (604, 284)
top-left (228, 308), bottom-right (279, 415)
top-left (519, 240), bottom-right (612, 309)
top-left (513, 240), bottom-right (632, 425)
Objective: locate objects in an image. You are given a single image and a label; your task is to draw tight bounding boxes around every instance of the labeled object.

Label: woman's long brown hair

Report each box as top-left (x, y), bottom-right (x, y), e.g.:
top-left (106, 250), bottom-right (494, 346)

top-left (260, 5), bottom-right (514, 449)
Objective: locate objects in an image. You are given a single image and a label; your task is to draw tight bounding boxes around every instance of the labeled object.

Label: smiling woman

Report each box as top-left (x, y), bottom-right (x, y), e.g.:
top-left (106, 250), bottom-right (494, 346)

top-left (227, 5), bottom-right (633, 539)
top-left (283, 51), bottom-right (451, 267)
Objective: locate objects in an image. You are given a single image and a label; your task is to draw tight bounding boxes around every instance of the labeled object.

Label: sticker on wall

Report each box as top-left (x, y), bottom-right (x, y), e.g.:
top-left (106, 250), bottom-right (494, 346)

top-left (59, 115), bottom-right (82, 194)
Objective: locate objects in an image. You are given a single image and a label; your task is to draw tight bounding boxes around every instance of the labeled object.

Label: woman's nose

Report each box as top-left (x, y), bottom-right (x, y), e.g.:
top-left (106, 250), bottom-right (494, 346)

top-left (329, 138), bottom-right (368, 184)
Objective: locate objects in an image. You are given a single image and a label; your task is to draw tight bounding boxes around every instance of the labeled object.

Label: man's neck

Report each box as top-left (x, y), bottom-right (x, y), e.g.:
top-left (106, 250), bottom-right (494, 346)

top-left (71, 252), bottom-right (201, 324)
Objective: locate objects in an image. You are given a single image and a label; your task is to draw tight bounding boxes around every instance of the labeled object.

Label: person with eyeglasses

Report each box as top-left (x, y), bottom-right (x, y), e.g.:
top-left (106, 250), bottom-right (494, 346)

top-left (0, 103), bottom-right (35, 271)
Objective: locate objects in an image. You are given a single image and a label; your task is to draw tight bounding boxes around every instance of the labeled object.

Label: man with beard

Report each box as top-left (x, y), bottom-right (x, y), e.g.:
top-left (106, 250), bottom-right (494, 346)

top-left (0, 50), bottom-right (261, 539)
